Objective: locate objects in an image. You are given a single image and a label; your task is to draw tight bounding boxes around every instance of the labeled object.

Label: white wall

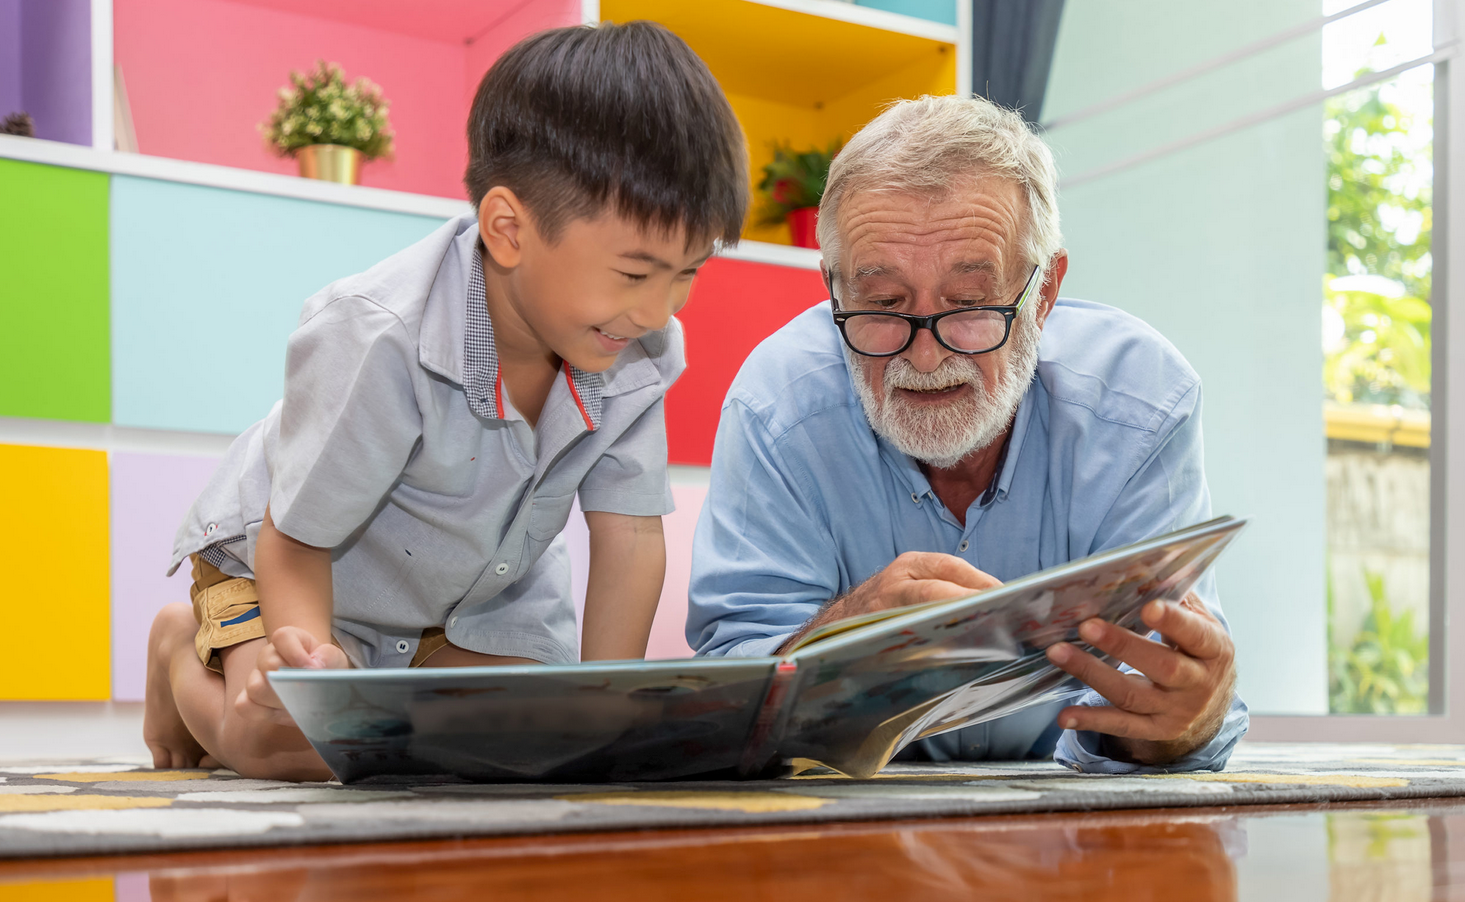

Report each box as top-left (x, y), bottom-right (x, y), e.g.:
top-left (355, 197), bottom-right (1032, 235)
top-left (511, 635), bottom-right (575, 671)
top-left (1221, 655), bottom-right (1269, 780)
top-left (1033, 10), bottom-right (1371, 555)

top-left (1042, 0), bottom-right (1328, 714)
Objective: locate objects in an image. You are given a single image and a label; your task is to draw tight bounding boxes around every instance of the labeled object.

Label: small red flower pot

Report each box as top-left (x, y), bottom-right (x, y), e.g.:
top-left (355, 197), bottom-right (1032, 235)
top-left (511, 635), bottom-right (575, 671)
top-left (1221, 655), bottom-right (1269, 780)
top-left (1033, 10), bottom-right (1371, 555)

top-left (788, 206), bottom-right (819, 249)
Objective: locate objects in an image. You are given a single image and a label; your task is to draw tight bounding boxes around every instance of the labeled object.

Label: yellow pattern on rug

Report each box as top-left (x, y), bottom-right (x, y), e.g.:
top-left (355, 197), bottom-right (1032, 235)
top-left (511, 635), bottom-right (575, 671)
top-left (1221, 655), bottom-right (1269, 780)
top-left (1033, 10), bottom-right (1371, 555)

top-left (1154, 773), bottom-right (1409, 788)
top-left (33, 771), bottom-right (211, 784)
top-left (563, 791), bottom-right (830, 812)
top-left (0, 795), bottom-right (173, 813)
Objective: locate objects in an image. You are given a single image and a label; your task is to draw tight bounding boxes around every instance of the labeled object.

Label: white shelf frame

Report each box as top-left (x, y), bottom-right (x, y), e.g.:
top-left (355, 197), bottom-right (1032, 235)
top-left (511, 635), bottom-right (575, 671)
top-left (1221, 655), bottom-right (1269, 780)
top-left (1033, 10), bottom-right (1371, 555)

top-left (0, 134), bottom-right (821, 269)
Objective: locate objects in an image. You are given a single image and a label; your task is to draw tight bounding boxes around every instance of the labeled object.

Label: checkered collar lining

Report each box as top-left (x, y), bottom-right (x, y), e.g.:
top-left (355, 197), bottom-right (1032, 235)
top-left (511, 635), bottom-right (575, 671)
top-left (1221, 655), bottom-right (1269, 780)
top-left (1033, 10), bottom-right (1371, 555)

top-left (463, 248), bottom-right (603, 431)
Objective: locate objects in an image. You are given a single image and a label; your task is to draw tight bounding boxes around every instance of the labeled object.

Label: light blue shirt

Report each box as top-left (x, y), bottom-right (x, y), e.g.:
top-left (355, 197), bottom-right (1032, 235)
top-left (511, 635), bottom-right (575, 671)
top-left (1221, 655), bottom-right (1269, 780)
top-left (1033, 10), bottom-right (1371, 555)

top-left (687, 298), bottom-right (1249, 774)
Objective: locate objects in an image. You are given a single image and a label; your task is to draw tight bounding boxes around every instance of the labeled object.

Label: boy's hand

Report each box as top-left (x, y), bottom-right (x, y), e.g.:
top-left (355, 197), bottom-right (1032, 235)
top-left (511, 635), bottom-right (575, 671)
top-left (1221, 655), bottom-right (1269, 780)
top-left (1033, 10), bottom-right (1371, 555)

top-left (242, 626), bottom-right (349, 725)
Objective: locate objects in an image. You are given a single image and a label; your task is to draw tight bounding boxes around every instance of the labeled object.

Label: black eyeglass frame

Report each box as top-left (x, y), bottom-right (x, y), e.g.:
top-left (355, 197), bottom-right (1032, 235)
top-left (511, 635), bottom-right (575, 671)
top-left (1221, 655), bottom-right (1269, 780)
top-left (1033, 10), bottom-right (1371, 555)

top-left (828, 263), bottom-right (1042, 358)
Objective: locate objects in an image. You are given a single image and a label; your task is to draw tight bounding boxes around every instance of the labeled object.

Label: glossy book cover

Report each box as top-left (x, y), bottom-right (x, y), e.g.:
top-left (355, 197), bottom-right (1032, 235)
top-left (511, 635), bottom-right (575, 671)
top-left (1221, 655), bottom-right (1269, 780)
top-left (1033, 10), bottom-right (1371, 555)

top-left (270, 516), bottom-right (1246, 783)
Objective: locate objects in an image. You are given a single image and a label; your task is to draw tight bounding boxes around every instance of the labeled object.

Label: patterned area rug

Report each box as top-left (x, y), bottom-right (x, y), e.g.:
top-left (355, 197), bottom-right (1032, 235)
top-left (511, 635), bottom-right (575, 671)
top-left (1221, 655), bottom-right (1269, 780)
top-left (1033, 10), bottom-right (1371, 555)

top-left (4, 742), bottom-right (1465, 858)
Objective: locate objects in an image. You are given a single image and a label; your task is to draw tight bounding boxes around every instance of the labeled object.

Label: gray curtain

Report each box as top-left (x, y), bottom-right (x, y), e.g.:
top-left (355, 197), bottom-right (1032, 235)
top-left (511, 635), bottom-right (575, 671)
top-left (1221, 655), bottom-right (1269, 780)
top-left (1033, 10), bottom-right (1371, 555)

top-left (969, 0), bottom-right (1066, 123)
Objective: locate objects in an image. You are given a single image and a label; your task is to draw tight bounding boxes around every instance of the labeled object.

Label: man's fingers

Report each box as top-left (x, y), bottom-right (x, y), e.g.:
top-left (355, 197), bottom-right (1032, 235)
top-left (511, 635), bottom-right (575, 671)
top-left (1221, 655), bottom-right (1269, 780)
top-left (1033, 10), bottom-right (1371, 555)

top-left (898, 552), bottom-right (1002, 592)
top-left (1046, 642), bottom-right (1163, 714)
top-left (1141, 598), bottom-right (1231, 662)
top-left (1055, 703), bottom-right (1162, 740)
top-left (1075, 619), bottom-right (1207, 689)
top-left (913, 578), bottom-right (990, 605)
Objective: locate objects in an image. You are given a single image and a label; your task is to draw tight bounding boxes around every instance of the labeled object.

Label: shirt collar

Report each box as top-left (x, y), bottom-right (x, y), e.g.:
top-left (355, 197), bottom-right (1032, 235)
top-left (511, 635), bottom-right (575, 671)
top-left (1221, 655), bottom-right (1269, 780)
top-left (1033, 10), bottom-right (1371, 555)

top-left (462, 246), bottom-right (604, 431)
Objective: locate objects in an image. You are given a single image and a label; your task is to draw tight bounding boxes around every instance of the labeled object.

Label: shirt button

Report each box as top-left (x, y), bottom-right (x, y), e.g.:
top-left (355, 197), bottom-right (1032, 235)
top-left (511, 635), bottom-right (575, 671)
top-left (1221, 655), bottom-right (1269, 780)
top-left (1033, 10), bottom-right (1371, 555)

top-left (911, 492), bottom-right (921, 504)
top-left (205, 523), bottom-right (216, 536)
top-left (495, 562), bottom-right (509, 575)
top-left (959, 540), bottom-right (969, 552)
top-left (395, 639), bottom-right (410, 654)
top-left (449, 616), bottom-right (458, 628)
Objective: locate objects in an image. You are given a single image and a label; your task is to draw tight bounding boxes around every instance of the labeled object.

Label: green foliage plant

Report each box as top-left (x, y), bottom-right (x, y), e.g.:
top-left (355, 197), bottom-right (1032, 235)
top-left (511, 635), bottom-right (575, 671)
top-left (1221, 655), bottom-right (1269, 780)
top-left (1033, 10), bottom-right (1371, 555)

top-left (756, 140), bottom-right (842, 226)
top-left (1323, 36), bottom-right (1432, 410)
top-left (261, 60), bottom-right (394, 161)
top-left (1328, 568), bottom-right (1428, 714)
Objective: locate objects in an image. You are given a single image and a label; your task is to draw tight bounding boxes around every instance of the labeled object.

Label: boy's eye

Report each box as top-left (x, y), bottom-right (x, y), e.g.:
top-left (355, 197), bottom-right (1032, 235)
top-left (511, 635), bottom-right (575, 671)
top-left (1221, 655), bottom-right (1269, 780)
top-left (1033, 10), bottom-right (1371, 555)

top-left (617, 271), bottom-right (649, 283)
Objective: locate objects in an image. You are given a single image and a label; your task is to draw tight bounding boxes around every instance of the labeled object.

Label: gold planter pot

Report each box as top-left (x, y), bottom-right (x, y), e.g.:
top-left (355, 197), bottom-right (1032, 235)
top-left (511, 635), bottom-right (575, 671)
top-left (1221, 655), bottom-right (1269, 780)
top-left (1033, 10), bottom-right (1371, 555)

top-left (297, 144), bottom-right (362, 185)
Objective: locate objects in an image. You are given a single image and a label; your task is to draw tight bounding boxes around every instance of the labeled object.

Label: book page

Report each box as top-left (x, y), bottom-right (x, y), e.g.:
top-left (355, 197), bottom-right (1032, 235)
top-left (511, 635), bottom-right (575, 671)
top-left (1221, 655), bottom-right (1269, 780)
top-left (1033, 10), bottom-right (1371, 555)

top-left (775, 517), bottom-right (1245, 778)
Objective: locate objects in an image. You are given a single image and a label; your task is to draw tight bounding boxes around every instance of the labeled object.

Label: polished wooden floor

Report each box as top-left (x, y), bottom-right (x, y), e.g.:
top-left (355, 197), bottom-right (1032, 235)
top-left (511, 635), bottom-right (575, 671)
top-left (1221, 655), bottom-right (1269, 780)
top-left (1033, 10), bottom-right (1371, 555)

top-left (5, 799), bottom-right (1465, 900)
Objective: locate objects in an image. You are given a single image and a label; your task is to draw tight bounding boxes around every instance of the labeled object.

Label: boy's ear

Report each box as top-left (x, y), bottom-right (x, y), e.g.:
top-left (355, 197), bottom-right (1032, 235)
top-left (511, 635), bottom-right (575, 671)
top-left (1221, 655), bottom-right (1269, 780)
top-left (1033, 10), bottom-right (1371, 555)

top-left (477, 186), bottom-right (528, 270)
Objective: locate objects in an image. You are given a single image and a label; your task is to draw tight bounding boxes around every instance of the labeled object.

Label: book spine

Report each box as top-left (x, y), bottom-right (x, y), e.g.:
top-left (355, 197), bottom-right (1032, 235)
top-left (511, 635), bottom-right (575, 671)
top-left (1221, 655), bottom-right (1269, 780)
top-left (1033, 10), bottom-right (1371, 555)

top-left (736, 660), bottom-right (799, 778)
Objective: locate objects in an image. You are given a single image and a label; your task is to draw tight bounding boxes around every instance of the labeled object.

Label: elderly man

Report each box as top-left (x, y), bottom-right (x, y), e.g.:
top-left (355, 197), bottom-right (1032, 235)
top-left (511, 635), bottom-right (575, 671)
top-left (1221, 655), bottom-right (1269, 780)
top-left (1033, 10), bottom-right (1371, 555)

top-left (686, 95), bottom-right (1248, 773)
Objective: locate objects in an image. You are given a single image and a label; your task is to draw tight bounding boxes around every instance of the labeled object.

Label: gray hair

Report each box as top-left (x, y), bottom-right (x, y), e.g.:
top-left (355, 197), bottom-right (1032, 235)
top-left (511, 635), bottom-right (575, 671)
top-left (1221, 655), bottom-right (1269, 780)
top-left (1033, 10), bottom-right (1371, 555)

top-left (817, 94), bottom-right (1062, 288)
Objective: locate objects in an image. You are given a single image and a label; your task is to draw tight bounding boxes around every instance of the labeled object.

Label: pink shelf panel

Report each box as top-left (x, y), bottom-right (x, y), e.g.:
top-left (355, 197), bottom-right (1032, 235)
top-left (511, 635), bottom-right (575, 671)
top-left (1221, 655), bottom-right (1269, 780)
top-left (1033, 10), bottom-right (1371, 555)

top-left (114, 0), bottom-right (579, 199)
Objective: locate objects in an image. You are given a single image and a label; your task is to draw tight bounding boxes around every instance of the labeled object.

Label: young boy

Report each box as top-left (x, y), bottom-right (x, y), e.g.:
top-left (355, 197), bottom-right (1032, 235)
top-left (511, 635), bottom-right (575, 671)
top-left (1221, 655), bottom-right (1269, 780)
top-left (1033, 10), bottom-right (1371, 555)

top-left (143, 22), bottom-right (749, 781)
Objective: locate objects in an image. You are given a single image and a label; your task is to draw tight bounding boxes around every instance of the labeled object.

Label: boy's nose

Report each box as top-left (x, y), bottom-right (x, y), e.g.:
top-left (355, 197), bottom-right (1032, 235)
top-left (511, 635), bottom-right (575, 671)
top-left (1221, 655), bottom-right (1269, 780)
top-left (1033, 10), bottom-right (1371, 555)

top-left (630, 295), bottom-right (675, 334)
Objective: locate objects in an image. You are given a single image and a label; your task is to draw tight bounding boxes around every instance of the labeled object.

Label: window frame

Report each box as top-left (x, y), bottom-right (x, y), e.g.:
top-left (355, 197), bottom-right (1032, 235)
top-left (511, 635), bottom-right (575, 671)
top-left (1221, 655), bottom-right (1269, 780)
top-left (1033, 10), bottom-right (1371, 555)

top-left (1248, 0), bottom-right (1462, 741)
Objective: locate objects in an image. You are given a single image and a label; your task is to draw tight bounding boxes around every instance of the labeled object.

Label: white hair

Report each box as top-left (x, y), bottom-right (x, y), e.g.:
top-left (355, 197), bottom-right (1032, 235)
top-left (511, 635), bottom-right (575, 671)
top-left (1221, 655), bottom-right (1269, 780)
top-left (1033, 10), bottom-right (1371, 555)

top-left (817, 94), bottom-right (1062, 284)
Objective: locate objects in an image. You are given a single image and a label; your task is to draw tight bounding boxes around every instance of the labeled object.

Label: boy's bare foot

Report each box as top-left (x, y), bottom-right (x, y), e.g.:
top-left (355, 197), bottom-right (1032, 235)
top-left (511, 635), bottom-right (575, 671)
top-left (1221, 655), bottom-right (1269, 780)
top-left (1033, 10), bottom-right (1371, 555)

top-left (143, 603), bottom-right (215, 769)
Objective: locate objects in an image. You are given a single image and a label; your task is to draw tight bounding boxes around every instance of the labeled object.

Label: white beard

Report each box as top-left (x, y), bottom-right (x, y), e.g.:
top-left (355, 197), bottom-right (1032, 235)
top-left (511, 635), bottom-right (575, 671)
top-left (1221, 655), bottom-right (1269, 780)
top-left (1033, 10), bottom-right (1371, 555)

top-left (847, 305), bottom-right (1040, 469)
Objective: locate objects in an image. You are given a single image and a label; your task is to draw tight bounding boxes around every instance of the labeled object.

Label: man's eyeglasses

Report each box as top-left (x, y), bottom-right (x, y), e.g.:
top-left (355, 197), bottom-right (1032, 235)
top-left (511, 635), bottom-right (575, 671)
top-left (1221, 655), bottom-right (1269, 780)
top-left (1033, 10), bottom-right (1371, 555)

top-left (830, 264), bottom-right (1041, 357)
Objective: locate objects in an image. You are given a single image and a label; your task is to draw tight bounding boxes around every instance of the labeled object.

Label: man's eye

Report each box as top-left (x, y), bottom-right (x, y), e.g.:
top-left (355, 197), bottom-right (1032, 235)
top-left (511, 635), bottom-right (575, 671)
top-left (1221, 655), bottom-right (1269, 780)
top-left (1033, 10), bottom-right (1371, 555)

top-left (617, 271), bottom-right (649, 283)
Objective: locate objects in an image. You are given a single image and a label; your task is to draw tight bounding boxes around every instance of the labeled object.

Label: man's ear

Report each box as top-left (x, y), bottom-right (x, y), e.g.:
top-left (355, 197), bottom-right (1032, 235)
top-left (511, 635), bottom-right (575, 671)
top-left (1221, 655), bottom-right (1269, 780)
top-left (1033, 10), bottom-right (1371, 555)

top-left (478, 186), bottom-right (527, 270)
top-left (1033, 251), bottom-right (1068, 330)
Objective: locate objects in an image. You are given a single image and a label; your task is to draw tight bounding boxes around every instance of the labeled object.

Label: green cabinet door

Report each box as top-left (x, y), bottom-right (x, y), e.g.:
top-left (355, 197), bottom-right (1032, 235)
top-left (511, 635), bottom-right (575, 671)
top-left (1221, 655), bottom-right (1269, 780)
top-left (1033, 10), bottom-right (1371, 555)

top-left (0, 158), bottom-right (110, 422)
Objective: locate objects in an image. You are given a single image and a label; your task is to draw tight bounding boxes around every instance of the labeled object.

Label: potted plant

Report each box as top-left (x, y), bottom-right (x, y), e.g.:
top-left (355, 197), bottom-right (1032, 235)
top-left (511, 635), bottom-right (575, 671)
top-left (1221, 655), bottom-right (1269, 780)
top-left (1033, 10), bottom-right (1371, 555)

top-left (756, 139), bottom-right (841, 248)
top-left (261, 60), bottom-right (394, 185)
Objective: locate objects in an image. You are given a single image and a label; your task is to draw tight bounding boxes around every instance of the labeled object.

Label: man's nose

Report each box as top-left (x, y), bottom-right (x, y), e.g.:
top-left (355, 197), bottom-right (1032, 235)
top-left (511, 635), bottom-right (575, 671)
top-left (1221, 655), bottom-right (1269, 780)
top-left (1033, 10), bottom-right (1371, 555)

top-left (903, 325), bottom-right (951, 373)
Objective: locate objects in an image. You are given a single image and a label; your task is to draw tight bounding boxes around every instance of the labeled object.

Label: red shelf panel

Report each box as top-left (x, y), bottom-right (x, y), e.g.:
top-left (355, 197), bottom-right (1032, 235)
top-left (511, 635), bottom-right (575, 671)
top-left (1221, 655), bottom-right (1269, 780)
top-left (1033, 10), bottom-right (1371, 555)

top-left (666, 257), bottom-right (827, 466)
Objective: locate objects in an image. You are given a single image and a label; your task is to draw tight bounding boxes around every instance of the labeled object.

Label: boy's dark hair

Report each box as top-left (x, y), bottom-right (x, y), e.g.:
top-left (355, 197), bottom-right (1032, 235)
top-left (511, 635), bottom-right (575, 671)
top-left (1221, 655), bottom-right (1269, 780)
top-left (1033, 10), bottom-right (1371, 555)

top-left (465, 22), bottom-right (748, 247)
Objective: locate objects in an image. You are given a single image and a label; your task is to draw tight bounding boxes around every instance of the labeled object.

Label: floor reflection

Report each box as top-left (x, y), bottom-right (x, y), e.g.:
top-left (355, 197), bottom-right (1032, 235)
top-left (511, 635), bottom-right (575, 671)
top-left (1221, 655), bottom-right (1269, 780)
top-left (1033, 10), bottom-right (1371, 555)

top-left (2, 801), bottom-right (1463, 900)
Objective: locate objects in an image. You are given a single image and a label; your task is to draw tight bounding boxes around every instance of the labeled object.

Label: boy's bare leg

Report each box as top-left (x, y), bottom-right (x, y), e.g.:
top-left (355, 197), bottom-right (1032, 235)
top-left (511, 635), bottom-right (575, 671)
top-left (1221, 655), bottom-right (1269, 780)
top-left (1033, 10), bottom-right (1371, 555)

top-left (143, 603), bottom-right (216, 769)
top-left (145, 603), bottom-right (330, 780)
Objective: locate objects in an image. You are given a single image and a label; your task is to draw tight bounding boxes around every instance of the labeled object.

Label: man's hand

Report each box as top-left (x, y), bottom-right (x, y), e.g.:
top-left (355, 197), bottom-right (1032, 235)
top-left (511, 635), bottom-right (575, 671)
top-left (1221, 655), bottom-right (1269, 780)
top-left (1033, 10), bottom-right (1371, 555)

top-left (241, 626), bottom-right (350, 726)
top-left (1044, 593), bottom-right (1236, 766)
top-left (779, 552), bottom-right (1001, 653)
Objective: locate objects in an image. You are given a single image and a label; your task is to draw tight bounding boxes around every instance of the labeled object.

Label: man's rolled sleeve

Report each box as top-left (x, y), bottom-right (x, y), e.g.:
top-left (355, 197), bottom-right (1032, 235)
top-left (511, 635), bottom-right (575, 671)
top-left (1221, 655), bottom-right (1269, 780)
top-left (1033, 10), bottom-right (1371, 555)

top-left (578, 398), bottom-right (675, 517)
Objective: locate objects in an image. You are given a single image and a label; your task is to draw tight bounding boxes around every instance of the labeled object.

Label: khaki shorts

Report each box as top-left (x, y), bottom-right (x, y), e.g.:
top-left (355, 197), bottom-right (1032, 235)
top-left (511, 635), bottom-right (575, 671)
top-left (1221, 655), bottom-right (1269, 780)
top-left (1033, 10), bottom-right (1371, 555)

top-left (188, 554), bottom-right (449, 672)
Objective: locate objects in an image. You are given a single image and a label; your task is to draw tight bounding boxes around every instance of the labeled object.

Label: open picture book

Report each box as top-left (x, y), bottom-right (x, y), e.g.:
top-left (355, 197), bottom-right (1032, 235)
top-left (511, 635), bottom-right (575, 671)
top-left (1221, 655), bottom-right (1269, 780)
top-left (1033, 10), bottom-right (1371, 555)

top-left (270, 515), bottom-right (1247, 783)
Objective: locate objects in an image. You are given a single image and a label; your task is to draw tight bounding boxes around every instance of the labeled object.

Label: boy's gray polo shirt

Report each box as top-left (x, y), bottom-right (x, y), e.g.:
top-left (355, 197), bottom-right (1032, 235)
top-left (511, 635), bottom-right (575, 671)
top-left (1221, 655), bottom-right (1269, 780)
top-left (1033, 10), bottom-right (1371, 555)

top-left (170, 214), bottom-right (683, 668)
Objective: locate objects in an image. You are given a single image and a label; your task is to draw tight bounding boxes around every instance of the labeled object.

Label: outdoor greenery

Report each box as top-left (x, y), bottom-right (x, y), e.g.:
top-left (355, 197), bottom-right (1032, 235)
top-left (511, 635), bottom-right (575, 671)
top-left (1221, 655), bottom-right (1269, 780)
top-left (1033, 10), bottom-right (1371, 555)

top-left (1328, 568), bottom-right (1429, 714)
top-left (1323, 38), bottom-right (1434, 715)
top-left (261, 60), bottom-right (395, 160)
top-left (755, 140), bottom-right (842, 226)
top-left (1323, 45), bottom-right (1432, 410)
